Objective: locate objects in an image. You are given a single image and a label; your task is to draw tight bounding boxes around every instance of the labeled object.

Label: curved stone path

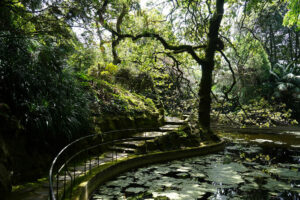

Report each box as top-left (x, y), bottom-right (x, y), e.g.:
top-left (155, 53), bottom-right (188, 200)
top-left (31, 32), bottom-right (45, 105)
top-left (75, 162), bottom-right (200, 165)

top-left (7, 117), bottom-right (186, 200)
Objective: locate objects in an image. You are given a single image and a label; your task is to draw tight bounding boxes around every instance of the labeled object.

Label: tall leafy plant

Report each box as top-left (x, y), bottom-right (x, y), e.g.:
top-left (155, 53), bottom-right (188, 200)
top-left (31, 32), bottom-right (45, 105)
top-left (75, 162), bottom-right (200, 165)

top-left (269, 62), bottom-right (300, 117)
top-left (0, 36), bottom-right (91, 141)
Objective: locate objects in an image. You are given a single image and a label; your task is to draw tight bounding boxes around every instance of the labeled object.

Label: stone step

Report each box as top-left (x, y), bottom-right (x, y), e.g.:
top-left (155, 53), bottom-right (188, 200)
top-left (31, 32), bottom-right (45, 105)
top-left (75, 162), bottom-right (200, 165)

top-left (182, 115), bottom-right (189, 120)
top-left (160, 124), bottom-right (181, 128)
top-left (134, 131), bottom-right (167, 138)
top-left (108, 146), bottom-right (136, 154)
top-left (115, 140), bottom-right (144, 148)
top-left (164, 116), bottom-right (182, 122)
top-left (159, 124), bottom-right (181, 131)
top-left (104, 151), bottom-right (129, 160)
top-left (164, 121), bottom-right (186, 125)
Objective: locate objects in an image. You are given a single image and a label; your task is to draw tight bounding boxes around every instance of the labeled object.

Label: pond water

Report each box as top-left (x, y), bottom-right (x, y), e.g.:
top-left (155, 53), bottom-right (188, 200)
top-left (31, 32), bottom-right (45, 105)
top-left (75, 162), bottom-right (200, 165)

top-left (91, 130), bottom-right (300, 200)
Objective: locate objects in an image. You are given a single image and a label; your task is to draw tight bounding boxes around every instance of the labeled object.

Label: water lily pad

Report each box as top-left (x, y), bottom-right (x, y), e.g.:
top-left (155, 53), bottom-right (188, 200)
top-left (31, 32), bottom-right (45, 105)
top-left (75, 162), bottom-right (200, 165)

top-left (125, 187), bottom-right (145, 193)
top-left (263, 178), bottom-right (291, 191)
top-left (239, 181), bottom-right (259, 191)
top-left (93, 194), bottom-right (116, 200)
top-left (190, 172), bottom-right (206, 178)
top-left (176, 172), bottom-right (189, 178)
top-left (252, 139), bottom-right (273, 143)
top-left (243, 171), bottom-right (270, 178)
top-left (243, 146), bottom-right (263, 154)
top-left (154, 167), bottom-right (172, 175)
top-left (226, 145), bottom-right (244, 151)
top-left (268, 167), bottom-right (300, 180)
top-left (206, 163), bottom-right (245, 185)
top-left (176, 166), bottom-right (192, 172)
top-left (291, 145), bottom-right (300, 148)
top-left (92, 142), bottom-right (300, 200)
top-left (106, 177), bottom-right (133, 188)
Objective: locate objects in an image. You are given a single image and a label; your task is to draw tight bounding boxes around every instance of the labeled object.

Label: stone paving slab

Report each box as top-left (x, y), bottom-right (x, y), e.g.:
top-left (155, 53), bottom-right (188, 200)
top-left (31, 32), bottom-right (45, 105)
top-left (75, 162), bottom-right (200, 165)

top-left (165, 116), bottom-right (184, 122)
top-left (134, 131), bottom-right (168, 138)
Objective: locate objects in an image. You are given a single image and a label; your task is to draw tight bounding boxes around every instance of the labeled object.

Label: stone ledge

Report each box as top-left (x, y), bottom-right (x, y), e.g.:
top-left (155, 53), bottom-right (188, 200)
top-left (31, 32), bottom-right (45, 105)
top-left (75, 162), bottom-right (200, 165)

top-left (72, 141), bottom-right (225, 200)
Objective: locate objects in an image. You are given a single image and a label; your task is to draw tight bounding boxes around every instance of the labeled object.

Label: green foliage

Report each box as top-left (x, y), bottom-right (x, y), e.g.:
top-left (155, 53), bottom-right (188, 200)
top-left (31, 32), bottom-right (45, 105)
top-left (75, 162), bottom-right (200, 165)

top-left (105, 63), bottom-right (119, 74)
top-left (269, 62), bottom-right (300, 116)
top-left (214, 33), bottom-right (272, 104)
top-left (270, 62), bottom-right (300, 97)
top-left (1, 0), bottom-right (298, 141)
top-left (67, 44), bottom-right (99, 72)
top-left (115, 67), bottom-right (134, 86)
top-left (211, 98), bottom-right (298, 127)
top-left (283, 0), bottom-right (300, 29)
top-left (0, 36), bottom-right (91, 140)
top-left (92, 79), bottom-right (157, 116)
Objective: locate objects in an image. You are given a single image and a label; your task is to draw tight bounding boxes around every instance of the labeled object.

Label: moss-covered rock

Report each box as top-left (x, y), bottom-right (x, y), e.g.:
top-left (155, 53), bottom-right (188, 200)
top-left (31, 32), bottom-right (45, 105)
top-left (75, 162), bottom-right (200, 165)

top-left (91, 79), bottom-right (163, 136)
top-left (94, 113), bottom-right (162, 139)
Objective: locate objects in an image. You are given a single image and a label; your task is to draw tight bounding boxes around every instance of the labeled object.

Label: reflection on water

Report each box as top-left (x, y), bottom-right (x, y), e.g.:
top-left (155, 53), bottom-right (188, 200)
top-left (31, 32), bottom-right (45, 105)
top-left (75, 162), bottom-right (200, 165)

top-left (91, 131), bottom-right (300, 200)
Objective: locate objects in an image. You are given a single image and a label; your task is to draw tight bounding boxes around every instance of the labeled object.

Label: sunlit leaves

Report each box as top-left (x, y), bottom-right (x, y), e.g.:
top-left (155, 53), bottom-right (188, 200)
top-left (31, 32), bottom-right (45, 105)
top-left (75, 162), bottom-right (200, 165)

top-left (211, 97), bottom-right (298, 127)
top-left (283, 0), bottom-right (300, 29)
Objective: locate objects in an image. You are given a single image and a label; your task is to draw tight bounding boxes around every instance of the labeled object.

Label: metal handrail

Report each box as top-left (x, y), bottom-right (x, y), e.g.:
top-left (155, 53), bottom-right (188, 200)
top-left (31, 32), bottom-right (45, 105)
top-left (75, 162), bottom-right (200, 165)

top-left (49, 128), bottom-right (161, 200)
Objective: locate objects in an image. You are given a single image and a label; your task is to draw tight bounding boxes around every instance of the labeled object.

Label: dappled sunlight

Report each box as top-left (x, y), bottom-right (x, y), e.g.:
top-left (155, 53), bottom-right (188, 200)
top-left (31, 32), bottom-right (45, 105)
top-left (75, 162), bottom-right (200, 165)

top-left (91, 139), bottom-right (300, 199)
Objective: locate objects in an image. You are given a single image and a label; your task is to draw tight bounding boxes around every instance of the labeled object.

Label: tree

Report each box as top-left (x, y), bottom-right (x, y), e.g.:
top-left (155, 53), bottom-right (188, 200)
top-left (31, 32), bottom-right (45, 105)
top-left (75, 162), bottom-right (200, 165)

top-left (45, 0), bottom-right (299, 135)
top-left (91, 0), bottom-right (225, 140)
top-left (0, 0), bottom-right (91, 140)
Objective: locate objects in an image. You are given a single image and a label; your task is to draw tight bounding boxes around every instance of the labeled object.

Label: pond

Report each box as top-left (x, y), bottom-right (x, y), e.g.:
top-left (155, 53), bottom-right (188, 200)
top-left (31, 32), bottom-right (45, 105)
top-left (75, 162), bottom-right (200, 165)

top-left (91, 130), bottom-right (300, 200)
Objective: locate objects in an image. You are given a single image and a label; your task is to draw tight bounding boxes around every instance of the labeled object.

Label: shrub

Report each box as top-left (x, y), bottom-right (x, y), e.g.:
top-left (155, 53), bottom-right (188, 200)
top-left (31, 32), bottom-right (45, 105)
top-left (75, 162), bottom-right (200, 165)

top-left (0, 37), bottom-right (91, 140)
top-left (211, 98), bottom-right (298, 127)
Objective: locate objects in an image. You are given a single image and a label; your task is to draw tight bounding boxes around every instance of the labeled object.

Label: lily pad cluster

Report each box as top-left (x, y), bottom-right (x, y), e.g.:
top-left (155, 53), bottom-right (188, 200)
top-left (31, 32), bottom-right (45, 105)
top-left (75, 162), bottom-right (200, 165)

top-left (91, 143), bottom-right (300, 200)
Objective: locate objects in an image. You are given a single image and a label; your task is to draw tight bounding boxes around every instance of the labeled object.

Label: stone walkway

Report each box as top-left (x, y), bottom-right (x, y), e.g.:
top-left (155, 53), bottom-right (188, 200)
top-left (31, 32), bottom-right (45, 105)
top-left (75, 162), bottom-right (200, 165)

top-left (8, 117), bottom-right (186, 200)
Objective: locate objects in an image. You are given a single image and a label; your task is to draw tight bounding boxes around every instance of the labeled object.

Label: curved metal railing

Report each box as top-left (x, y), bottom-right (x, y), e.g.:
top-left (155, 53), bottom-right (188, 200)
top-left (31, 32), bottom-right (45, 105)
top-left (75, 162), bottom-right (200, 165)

top-left (49, 128), bottom-right (162, 200)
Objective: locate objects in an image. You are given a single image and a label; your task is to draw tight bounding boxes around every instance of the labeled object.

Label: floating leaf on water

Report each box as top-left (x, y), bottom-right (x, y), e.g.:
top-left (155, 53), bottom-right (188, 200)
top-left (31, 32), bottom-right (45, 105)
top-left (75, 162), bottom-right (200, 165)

top-left (92, 142), bottom-right (300, 200)
top-left (268, 167), bottom-right (300, 180)
top-left (243, 171), bottom-right (270, 178)
top-left (239, 181), bottom-right (259, 191)
top-left (92, 194), bottom-right (115, 200)
top-left (105, 177), bottom-right (133, 188)
top-left (263, 178), bottom-right (291, 191)
top-left (206, 163), bottom-right (245, 185)
top-left (125, 187), bottom-right (145, 193)
top-left (176, 166), bottom-right (191, 172)
top-left (190, 172), bottom-right (206, 178)
top-left (252, 139), bottom-right (274, 143)
top-left (243, 146), bottom-right (263, 154)
top-left (176, 172), bottom-right (189, 177)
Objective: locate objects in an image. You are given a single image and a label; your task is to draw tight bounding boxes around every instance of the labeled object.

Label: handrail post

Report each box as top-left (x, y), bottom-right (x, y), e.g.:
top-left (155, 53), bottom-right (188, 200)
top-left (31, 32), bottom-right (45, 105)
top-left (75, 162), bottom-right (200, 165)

top-left (84, 159), bottom-right (86, 175)
top-left (116, 146), bottom-right (118, 162)
top-left (56, 172), bottom-right (59, 200)
top-left (89, 152), bottom-right (92, 172)
top-left (63, 166), bottom-right (66, 199)
top-left (49, 128), bottom-right (158, 200)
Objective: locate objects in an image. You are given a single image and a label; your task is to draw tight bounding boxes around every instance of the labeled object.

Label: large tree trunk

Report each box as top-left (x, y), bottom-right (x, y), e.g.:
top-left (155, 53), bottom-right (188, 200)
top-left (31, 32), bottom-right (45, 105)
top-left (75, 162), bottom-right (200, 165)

top-left (197, 0), bottom-right (224, 141)
top-left (198, 64), bottom-right (213, 131)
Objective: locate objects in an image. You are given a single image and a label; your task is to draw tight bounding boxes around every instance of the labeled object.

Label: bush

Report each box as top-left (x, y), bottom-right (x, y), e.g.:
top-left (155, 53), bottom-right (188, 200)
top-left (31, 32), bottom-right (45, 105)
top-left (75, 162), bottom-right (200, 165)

top-left (92, 80), bottom-right (157, 116)
top-left (0, 37), bottom-right (91, 140)
top-left (115, 67), bottom-right (133, 87)
top-left (211, 98), bottom-right (298, 127)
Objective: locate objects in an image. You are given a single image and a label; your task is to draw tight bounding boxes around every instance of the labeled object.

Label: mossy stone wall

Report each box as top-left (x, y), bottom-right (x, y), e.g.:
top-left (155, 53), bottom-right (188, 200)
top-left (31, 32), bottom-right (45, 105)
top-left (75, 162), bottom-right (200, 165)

top-left (93, 113), bottom-right (164, 140)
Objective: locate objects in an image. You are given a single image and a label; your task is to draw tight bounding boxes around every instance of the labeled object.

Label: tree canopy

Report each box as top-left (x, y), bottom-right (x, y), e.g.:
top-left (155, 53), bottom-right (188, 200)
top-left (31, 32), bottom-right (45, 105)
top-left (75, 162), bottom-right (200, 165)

top-left (1, 0), bottom-right (299, 139)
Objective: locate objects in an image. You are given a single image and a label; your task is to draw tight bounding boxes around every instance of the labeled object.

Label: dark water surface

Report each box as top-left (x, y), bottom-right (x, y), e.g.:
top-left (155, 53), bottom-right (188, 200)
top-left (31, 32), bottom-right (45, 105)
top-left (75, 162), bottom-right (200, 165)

top-left (91, 130), bottom-right (300, 200)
